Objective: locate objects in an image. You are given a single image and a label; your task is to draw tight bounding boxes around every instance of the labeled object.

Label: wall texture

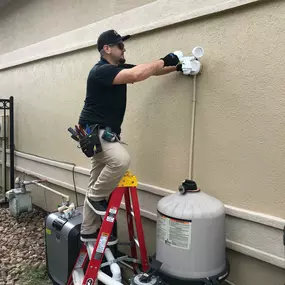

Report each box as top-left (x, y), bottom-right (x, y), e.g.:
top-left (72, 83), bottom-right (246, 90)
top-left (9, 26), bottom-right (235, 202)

top-left (0, 0), bottom-right (154, 54)
top-left (193, 0), bottom-right (285, 219)
top-left (1, 0), bottom-right (285, 284)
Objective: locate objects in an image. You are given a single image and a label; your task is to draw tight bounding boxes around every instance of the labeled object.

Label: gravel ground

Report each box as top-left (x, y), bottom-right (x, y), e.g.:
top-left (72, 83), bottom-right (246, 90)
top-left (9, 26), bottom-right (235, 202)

top-left (0, 203), bottom-right (51, 285)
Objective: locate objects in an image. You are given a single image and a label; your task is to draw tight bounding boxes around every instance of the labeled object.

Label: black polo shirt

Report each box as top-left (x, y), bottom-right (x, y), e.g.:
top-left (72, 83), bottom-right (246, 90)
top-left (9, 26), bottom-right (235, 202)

top-left (78, 58), bottom-right (135, 135)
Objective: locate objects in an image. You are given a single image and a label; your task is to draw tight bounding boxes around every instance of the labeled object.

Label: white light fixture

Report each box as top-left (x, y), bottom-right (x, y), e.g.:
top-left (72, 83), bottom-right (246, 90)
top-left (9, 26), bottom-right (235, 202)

top-left (173, 47), bottom-right (204, 76)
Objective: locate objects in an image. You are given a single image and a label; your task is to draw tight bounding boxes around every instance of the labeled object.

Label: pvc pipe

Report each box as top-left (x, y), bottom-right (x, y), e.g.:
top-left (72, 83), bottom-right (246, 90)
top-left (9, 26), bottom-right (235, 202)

top-left (58, 205), bottom-right (68, 212)
top-left (34, 182), bottom-right (70, 202)
top-left (104, 248), bottom-right (122, 282)
top-left (189, 75), bottom-right (197, 180)
top-left (98, 270), bottom-right (124, 285)
top-left (119, 260), bottom-right (133, 271)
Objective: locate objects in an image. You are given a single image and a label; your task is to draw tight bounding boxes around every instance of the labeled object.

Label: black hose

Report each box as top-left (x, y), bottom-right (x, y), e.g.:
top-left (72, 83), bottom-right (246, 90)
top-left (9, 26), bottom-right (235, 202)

top-left (72, 164), bottom-right (79, 207)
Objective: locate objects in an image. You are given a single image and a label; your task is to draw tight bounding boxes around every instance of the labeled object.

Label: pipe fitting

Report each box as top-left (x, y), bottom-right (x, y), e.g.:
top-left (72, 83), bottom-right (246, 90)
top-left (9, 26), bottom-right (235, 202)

top-left (104, 248), bottom-right (122, 282)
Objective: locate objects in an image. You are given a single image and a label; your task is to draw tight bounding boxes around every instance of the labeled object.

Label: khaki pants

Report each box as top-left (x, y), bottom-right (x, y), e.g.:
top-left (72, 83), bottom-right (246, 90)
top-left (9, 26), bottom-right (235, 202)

top-left (81, 130), bottom-right (131, 235)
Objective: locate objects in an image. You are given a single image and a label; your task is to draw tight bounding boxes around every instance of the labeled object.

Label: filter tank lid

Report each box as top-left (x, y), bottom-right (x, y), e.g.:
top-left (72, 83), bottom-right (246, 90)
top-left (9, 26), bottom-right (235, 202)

top-left (178, 179), bottom-right (200, 194)
top-left (157, 179), bottom-right (225, 220)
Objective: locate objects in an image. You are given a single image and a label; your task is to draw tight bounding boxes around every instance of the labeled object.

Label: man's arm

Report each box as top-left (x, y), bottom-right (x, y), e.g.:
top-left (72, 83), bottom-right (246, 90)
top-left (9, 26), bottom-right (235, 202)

top-left (113, 53), bottom-right (179, 85)
top-left (113, 60), bottom-right (164, 84)
top-left (153, 66), bottom-right (177, 76)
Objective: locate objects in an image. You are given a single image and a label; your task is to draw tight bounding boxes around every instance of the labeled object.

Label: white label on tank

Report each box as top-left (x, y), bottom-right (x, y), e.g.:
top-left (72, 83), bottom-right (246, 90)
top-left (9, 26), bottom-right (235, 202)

top-left (157, 212), bottom-right (191, 250)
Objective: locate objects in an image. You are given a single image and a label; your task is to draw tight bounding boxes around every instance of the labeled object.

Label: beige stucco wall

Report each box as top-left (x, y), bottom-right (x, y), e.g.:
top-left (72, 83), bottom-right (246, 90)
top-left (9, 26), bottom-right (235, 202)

top-left (1, 0), bottom-right (285, 217)
top-left (1, 1), bottom-right (285, 284)
top-left (0, 0), bottom-right (154, 54)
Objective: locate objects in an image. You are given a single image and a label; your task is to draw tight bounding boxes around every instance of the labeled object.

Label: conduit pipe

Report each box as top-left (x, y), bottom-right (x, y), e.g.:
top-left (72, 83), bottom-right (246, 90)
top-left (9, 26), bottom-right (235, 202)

top-left (173, 48), bottom-right (203, 180)
top-left (34, 181), bottom-right (70, 203)
top-left (189, 75), bottom-right (197, 180)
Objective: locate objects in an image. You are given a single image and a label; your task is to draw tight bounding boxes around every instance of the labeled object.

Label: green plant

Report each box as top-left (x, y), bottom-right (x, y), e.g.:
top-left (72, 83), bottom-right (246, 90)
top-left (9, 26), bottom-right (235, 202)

top-left (21, 265), bottom-right (52, 285)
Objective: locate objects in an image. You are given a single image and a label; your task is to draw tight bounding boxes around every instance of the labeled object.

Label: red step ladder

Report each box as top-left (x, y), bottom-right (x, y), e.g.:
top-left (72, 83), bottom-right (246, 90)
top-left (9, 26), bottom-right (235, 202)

top-left (67, 171), bottom-right (150, 285)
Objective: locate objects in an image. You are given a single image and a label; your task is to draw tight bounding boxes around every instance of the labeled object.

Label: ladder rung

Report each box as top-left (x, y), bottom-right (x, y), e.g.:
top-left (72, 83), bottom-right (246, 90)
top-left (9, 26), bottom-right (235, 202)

top-left (86, 242), bottom-right (95, 260)
top-left (133, 237), bottom-right (140, 247)
top-left (72, 268), bottom-right (84, 285)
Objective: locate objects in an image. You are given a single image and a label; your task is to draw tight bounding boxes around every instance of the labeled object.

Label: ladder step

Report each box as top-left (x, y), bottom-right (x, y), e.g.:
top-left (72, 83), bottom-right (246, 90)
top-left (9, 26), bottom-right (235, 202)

top-left (72, 268), bottom-right (84, 285)
top-left (86, 242), bottom-right (95, 260)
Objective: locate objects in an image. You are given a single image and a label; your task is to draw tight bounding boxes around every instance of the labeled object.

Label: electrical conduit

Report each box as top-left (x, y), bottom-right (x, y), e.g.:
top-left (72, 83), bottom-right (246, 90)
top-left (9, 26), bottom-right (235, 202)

top-left (189, 75), bottom-right (197, 180)
top-left (34, 182), bottom-right (70, 202)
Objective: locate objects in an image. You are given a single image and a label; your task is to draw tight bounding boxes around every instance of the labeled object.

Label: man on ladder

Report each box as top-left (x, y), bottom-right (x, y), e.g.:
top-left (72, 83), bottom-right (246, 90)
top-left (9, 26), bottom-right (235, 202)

top-left (78, 29), bottom-right (180, 245)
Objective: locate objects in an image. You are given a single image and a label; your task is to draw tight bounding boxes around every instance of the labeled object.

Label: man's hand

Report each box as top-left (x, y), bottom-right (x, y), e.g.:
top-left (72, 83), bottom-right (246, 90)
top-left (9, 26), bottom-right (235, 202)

top-left (160, 53), bottom-right (180, 67)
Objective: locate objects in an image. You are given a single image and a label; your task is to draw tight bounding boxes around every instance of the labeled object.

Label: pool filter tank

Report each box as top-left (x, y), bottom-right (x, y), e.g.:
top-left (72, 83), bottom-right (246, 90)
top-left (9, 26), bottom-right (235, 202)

top-left (155, 179), bottom-right (229, 285)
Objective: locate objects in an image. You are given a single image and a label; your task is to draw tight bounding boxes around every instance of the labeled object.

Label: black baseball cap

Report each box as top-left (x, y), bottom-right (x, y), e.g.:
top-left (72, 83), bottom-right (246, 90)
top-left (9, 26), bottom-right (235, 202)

top-left (97, 29), bottom-right (131, 51)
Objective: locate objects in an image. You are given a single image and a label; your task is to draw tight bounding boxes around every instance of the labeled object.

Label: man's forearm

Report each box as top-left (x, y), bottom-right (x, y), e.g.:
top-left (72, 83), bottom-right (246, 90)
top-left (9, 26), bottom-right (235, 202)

top-left (115, 53), bottom-right (179, 84)
top-left (153, 66), bottom-right (177, 76)
top-left (132, 60), bottom-right (165, 82)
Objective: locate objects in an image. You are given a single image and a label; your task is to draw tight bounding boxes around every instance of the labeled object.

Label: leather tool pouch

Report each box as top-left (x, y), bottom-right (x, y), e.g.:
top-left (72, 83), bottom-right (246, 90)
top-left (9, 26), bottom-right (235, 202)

top-left (79, 124), bottom-right (102, 158)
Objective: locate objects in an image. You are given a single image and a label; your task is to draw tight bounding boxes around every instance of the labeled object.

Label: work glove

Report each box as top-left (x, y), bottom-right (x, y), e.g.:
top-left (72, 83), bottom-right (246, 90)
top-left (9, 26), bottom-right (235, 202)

top-left (160, 53), bottom-right (180, 67)
top-left (176, 64), bottom-right (183, 72)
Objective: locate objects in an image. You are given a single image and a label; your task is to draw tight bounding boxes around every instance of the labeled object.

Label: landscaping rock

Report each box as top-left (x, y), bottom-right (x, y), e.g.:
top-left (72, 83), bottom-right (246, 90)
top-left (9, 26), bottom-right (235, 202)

top-left (0, 204), bottom-right (49, 285)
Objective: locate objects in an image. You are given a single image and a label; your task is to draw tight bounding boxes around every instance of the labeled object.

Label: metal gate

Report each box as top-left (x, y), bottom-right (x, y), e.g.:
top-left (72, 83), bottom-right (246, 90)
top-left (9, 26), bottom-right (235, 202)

top-left (0, 96), bottom-right (14, 202)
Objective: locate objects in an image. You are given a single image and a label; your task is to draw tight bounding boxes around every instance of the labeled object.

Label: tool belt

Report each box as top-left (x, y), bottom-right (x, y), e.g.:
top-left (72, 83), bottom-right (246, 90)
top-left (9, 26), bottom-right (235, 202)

top-left (79, 124), bottom-right (103, 157)
top-left (67, 124), bottom-right (102, 158)
top-left (68, 124), bottom-right (122, 158)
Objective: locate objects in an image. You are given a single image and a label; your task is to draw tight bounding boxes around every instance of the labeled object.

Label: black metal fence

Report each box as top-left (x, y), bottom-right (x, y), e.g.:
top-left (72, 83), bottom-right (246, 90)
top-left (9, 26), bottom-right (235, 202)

top-left (0, 96), bottom-right (14, 196)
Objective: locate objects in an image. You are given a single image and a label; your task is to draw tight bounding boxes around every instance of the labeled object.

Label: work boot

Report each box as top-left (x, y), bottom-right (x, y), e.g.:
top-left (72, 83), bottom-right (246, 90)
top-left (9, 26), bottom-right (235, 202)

top-left (80, 228), bottom-right (118, 245)
top-left (87, 197), bottom-right (108, 216)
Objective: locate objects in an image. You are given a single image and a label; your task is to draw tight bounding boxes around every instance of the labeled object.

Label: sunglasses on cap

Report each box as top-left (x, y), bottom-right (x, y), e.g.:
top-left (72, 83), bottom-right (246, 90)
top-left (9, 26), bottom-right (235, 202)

top-left (109, 42), bottom-right (125, 50)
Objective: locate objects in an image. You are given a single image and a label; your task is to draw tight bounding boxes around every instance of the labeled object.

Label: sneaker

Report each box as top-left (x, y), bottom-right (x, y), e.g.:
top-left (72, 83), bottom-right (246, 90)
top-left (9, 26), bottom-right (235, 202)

top-left (87, 197), bottom-right (108, 216)
top-left (80, 229), bottom-right (118, 245)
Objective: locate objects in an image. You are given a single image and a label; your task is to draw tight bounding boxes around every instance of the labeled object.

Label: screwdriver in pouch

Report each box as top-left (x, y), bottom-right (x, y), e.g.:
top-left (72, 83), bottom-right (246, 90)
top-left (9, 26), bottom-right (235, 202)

top-left (75, 125), bottom-right (86, 138)
top-left (68, 127), bottom-right (80, 141)
top-left (71, 135), bottom-right (79, 142)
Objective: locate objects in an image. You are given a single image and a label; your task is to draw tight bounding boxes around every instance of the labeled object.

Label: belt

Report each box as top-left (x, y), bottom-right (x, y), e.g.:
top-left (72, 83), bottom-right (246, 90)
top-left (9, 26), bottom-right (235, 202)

top-left (81, 124), bottom-right (120, 137)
